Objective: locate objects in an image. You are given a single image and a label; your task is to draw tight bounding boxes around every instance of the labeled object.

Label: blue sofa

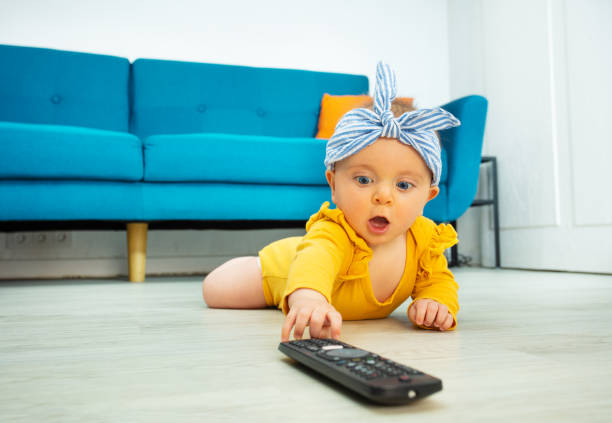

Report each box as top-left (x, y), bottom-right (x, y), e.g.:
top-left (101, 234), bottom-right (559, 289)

top-left (0, 44), bottom-right (487, 281)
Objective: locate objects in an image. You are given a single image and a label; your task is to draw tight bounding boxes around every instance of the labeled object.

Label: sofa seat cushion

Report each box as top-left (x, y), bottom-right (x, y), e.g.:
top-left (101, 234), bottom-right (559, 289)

top-left (0, 180), bottom-right (144, 221)
top-left (0, 121), bottom-right (143, 181)
top-left (144, 133), bottom-right (327, 185)
top-left (142, 182), bottom-right (330, 221)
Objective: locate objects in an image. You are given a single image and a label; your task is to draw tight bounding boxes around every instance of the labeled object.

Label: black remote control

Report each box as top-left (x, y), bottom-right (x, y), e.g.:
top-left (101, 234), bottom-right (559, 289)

top-left (278, 338), bottom-right (442, 405)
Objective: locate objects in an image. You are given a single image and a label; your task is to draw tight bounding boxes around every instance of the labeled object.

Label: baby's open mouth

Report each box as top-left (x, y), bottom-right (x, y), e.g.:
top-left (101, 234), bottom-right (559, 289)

top-left (368, 216), bottom-right (390, 231)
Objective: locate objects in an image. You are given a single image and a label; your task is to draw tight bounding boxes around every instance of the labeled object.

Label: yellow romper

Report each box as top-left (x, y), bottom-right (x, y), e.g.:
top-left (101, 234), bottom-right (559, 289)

top-left (258, 202), bottom-right (460, 329)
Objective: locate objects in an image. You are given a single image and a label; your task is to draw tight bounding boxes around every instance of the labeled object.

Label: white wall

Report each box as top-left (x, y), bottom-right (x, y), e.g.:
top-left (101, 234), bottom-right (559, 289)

top-left (1, 0), bottom-right (451, 107)
top-left (0, 0), bottom-right (456, 279)
top-left (448, 0), bottom-right (612, 273)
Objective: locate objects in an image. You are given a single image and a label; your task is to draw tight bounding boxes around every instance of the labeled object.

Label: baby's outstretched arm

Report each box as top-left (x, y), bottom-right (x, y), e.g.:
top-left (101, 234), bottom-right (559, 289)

top-left (281, 288), bottom-right (342, 342)
top-left (407, 299), bottom-right (454, 331)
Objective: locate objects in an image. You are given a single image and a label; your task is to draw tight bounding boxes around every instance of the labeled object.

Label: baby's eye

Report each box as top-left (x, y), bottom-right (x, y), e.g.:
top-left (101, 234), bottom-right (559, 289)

top-left (396, 181), bottom-right (413, 191)
top-left (355, 176), bottom-right (372, 185)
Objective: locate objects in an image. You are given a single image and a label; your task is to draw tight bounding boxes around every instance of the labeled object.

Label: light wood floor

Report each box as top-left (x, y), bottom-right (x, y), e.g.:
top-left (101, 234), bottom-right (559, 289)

top-left (1, 268), bottom-right (611, 422)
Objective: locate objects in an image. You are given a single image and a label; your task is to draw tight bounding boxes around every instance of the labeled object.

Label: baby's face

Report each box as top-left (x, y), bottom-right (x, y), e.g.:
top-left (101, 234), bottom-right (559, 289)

top-left (326, 137), bottom-right (439, 249)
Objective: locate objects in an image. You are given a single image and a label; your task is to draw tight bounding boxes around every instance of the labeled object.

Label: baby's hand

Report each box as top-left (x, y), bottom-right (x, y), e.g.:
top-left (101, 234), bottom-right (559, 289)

top-left (408, 299), bottom-right (454, 331)
top-left (281, 288), bottom-right (342, 342)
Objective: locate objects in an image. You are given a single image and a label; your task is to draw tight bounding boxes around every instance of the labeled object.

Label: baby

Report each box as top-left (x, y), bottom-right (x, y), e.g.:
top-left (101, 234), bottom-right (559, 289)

top-left (202, 62), bottom-right (461, 342)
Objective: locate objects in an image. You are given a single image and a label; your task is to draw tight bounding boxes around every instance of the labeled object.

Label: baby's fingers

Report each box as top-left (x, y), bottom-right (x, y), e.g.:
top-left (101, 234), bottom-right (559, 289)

top-left (433, 304), bottom-right (449, 328)
top-left (424, 302), bottom-right (439, 327)
top-left (309, 308), bottom-right (327, 338)
top-left (281, 312), bottom-right (297, 342)
top-left (326, 310), bottom-right (342, 339)
top-left (412, 302), bottom-right (428, 326)
top-left (407, 303), bottom-right (417, 323)
top-left (293, 308), bottom-right (312, 340)
top-left (310, 308), bottom-right (342, 340)
top-left (439, 313), bottom-right (454, 331)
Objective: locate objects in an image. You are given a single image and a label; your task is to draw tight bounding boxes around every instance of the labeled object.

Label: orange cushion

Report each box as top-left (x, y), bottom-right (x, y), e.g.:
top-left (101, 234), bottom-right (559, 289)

top-left (315, 94), bottom-right (414, 139)
top-left (315, 94), bottom-right (370, 139)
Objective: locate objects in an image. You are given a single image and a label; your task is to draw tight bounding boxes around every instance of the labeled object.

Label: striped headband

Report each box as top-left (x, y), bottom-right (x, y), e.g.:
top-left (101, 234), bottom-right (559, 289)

top-left (324, 61), bottom-right (461, 186)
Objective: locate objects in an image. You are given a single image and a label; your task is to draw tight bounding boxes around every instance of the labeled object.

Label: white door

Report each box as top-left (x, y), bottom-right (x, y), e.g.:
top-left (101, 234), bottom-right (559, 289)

top-left (453, 0), bottom-right (612, 273)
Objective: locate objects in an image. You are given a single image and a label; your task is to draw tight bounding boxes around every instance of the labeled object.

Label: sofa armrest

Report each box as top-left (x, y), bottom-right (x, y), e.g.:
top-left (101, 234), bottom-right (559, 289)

top-left (439, 95), bottom-right (488, 221)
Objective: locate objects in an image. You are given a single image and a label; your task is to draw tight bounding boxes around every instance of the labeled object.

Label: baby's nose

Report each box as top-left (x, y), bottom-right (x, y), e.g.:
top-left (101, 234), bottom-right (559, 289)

top-left (373, 187), bottom-right (393, 205)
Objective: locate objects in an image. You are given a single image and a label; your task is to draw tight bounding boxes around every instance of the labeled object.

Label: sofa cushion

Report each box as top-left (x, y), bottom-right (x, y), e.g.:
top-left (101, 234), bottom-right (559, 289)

top-left (0, 44), bottom-right (130, 132)
top-left (0, 122), bottom-right (143, 181)
top-left (144, 133), bottom-right (327, 185)
top-left (131, 59), bottom-right (369, 140)
top-left (315, 94), bottom-right (415, 139)
top-left (142, 183), bottom-right (330, 221)
top-left (0, 180), bottom-right (144, 221)
top-left (315, 94), bottom-right (370, 139)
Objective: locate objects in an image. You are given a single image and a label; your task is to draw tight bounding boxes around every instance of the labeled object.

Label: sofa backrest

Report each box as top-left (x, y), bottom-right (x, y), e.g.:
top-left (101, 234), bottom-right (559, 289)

top-left (0, 45), bottom-right (130, 132)
top-left (130, 59), bottom-right (368, 140)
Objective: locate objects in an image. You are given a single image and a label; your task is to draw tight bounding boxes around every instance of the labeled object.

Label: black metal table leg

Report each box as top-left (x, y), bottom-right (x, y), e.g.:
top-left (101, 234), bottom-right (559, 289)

top-left (450, 220), bottom-right (459, 267)
top-left (490, 157), bottom-right (500, 268)
top-left (448, 156), bottom-right (500, 268)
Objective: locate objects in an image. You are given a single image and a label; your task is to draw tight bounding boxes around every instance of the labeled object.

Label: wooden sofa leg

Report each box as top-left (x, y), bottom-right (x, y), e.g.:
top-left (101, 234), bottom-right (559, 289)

top-left (127, 223), bottom-right (148, 282)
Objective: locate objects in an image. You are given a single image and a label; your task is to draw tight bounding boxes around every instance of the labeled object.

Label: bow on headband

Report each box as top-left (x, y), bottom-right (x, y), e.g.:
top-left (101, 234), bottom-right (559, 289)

top-left (324, 61), bottom-right (461, 186)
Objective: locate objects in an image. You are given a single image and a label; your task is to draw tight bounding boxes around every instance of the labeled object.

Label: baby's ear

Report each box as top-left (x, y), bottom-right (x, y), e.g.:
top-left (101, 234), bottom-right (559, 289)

top-left (326, 169), bottom-right (336, 201)
top-left (428, 186), bottom-right (440, 202)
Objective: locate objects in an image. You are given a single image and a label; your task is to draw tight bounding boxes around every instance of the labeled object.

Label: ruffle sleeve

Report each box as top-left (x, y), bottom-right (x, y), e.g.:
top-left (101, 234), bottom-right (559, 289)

top-left (409, 219), bottom-right (460, 330)
top-left (416, 222), bottom-right (458, 282)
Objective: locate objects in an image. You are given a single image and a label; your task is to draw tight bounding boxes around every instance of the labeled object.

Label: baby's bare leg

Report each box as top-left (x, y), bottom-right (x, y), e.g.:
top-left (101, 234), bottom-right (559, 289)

top-left (202, 256), bottom-right (267, 309)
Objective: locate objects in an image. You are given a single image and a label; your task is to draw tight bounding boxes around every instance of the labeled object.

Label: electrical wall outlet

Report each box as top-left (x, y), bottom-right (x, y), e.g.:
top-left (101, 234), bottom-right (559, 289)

top-left (5, 233), bottom-right (31, 249)
top-left (6, 232), bottom-right (72, 250)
